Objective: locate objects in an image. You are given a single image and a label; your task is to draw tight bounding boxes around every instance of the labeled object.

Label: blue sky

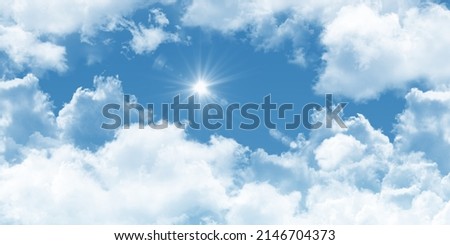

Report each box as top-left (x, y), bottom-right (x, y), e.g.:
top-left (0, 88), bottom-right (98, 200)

top-left (35, 4), bottom-right (405, 152)
top-left (1, 0), bottom-right (450, 224)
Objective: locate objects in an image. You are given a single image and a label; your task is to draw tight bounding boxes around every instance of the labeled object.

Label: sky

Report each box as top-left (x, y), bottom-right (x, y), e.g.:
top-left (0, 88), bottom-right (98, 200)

top-left (1, 0), bottom-right (450, 224)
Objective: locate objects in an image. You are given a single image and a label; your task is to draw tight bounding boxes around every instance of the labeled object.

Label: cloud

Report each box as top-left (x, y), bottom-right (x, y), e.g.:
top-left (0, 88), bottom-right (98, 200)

top-left (315, 4), bottom-right (450, 100)
top-left (314, 134), bottom-right (367, 171)
top-left (0, 0), bottom-right (175, 37)
top-left (0, 1), bottom-right (178, 74)
top-left (57, 76), bottom-right (124, 149)
top-left (182, 1), bottom-right (450, 100)
top-left (0, 25), bottom-right (67, 72)
top-left (247, 113), bottom-right (450, 224)
top-left (181, 0), bottom-right (310, 59)
top-left (3, 0), bottom-right (446, 100)
top-left (395, 88), bottom-right (450, 174)
top-left (129, 26), bottom-right (180, 54)
top-left (182, 0), bottom-right (280, 33)
top-left (1, 74), bottom-right (450, 224)
top-left (2, 0), bottom-right (450, 224)
top-left (149, 8), bottom-right (170, 27)
top-left (0, 125), bottom-right (247, 224)
top-left (181, 0), bottom-right (423, 33)
top-left (226, 183), bottom-right (301, 224)
top-left (128, 9), bottom-right (181, 54)
top-left (0, 75), bottom-right (245, 224)
top-left (0, 74), bottom-right (56, 163)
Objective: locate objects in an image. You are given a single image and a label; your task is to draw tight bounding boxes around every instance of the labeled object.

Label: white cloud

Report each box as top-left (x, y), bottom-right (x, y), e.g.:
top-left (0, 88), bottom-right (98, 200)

top-left (0, 25), bottom-right (67, 72)
top-left (0, 0), bottom-right (175, 37)
top-left (315, 4), bottom-right (450, 100)
top-left (314, 134), bottom-right (367, 171)
top-left (288, 49), bottom-right (307, 67)
top-left (0, 76), bottom-right (250, 224)
top-left (0, 125), bottom-right (248, 224)
top-left (5, 1), bottom-right (450, 224)
top-left (150, 8), bottom-right (170, 27)
top-left (247, 113), bottom-right (450, 224)
top-left (57, 76), bottom-right (124, 149)
top-left (0, 74), bottom-right (55, 146)
top-left (395, 88), bottom-right (450, 174)
top-left (182, 0), bottom-right (294, 33)
top-left (0, 1), bottom-right (178, 74)
top-left (129, 26), bottom-right (180, 54)
top-left (181, 0), bottom-right (423, 33)
top-left (128, 8), bottom-right (180, 54)
top-left (1, 78), bottom-right (450, 224)
top-left (182, 0), bottom-right (307, 58)
top-left (182, 1), bottom-right (450, 100)
top-left (226, 183), bottom-right (301, 224)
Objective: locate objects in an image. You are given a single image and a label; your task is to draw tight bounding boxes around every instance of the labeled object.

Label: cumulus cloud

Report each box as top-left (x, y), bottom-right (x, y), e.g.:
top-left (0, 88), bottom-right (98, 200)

top-left (226, 183), bottom-right (301, 224)
top-left (182, 1), bottom-right (450, 100)
top-left (0, 74), bottom-right (245, 224)
top-left (251, 114), bottom-right (450, 224)
top-left (0, 0), bottom-right (175, 36)
top-left (0, 74), bottom-right (56, 163)
top-left (395, 88), bottom-right (450, 174)
top-left (181, 0), bottom-right (310, 62)
top-left (0, 1), bottom-right (178, 74)
top-left (181, 0), bottom-right (423, 33)
top-left (2, 0), bottom-right (450, 224)
top-left (149, 8), bottom-right (170, 27)
top-left (314, 134), bottom-right (367, 171)
top-left (57, 76), bottom-right (124, 149)
top-left (0, 74), bottom-right (450, 224)
top-left (129, 26), bottom-right (180, 54)
top-left (128, 9), bottom-right (181, 54)
top-left (0, 128), bottom-right (243, 224)
top-left (315, 4), bottom-right (450, 100)
top-left (0, 25), bottom-right (67, 72)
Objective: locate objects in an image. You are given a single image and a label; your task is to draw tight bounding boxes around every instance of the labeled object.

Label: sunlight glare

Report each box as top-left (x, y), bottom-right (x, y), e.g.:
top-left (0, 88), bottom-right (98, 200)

top-left (193, 80), bottom-right (210, 96)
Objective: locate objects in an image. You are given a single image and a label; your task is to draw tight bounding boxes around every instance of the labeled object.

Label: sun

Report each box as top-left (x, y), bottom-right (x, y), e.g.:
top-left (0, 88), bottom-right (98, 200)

top-left (192, 80), bottom-right (210, 96)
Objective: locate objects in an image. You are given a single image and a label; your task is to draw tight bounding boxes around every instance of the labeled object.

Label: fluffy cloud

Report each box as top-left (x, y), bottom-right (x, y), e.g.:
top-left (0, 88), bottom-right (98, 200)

top-left (182, 0), bottom-right (423, 32)
top-left (314, 134), bottom-right (367, 171)
top-left (395, 88), bottom-right (450, 174)
top-left (129, 26), bottom-right (180, 54)
top-left (315, 4), bottom-right (450, 100)
top-left (128, 8), bottom-right (181, 54)
top-left (181, 0), bottom-right (309, 59)
top-left (3, 0), bottom-right (447, 100)
top-left (1, 74), bottom-right (450, 224)
top-left (226, 183), bottom-right (301, 224)
top-left (2, 0), bottom-right (450, 224)
top-left (0, 128), bottom-right (245, 224)
top-left (182, 0), bottom-right (297, 33)
top-left (0, 74), bottom-right (245, 224)
top-left (0, 0), bottom-right (175, 36)
top-left (182, 1), bottom-right (450, 100)
top-left (0, 25), bottom-right (67, 72)
top-left (57, 76), bottom-right (124, 149)
top-left (0, 74), bottom-right (56, 163)
top-left (0, 1), bottom-right (178, 74)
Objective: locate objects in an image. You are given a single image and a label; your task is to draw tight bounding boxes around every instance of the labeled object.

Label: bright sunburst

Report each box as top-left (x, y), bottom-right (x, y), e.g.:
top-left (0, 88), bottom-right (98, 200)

top-left (192, 80), bottom-right (210, 96)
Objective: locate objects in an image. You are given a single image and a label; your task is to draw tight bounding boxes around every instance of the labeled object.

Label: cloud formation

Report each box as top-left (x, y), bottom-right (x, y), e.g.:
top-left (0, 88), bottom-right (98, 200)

top-left (182, 0), bottom-right (450, 100)
top-left (0, 1), bottom-right (177, 74)
top-left (1, 0), bottom-right (450, 225)
top-left (316, 4), bottom-right (450, 100)
top-left (1, 75), bottom-right (450, 224)
top-left (128, 9), bottom-right (181, 54)
top-left (395, 88), bottom-right (450, 174)
top-left (0, 25), bottom-right (67, 72)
